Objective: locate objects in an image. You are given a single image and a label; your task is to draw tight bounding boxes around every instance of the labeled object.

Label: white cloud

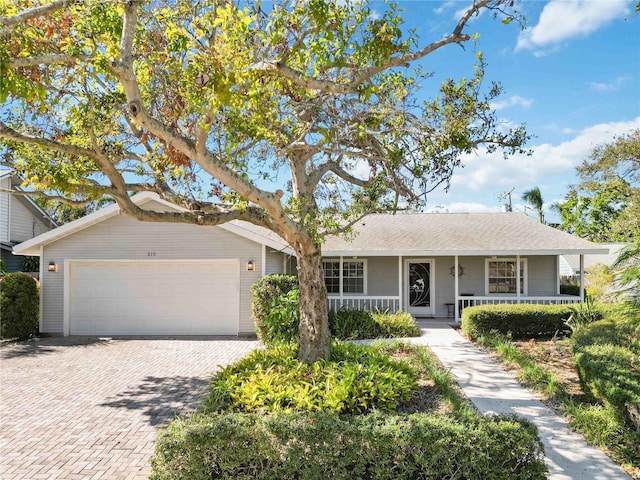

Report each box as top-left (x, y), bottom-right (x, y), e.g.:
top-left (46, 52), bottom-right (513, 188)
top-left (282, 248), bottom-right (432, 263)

top-left (449, 116), bottom-right (640, 192)
top-left (490, 95), bottom-right (533, 111)
top-left (517, 0), bottom-right (630, 51)
top-left (588, 75), bottom-right (631, 92)
top-left (433, 1), bottom-right (455, 15)
top-left (425, 202), bottom-right (501, 213)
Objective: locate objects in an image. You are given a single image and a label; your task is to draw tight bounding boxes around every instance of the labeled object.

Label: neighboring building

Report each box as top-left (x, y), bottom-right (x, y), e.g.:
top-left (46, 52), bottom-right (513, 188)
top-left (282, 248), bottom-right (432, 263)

top-left (559, 243), bottom-right (627, 277)
top-left (13, 192), bottom-right (606, 337)
top-left (0, 169), bottom-right (56, 272)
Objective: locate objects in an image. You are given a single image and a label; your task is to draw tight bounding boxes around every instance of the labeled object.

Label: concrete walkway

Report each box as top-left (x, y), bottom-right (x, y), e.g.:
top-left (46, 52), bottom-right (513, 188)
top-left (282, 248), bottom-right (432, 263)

top-left (414, 320), bottom-right (632, 480)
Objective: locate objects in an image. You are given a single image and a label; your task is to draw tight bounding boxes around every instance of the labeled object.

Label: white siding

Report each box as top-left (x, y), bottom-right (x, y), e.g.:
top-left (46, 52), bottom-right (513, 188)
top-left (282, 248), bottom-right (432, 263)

top-left (527, 256), bottom-right (557, 296)
top-left (0, 177), bottom-right (10, 242)
top-left (265, 249), bottom-right (286, 275)
top-left (344, 255), bottom-right (561, 317)
top-left (9, 197), bottom-right (49, 243)
top-left (42, 211), bottom-right (263, 335)
top-left (367, 257), bottom-right (398, 295)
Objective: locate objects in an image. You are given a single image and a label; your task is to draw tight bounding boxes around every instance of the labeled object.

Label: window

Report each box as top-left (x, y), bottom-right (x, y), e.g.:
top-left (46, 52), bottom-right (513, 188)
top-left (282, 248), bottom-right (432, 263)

top-left (322, 260), bottom-right (341, 294)
top-left (486, 259), bottom-right (527, 295)
top-left (322, 259), bottom-right (366, 294)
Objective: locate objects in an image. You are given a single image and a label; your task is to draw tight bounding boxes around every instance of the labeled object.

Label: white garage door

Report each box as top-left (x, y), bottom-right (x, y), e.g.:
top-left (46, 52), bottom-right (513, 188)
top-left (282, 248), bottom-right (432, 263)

top-left (67, 260), bottom-right (239, 335)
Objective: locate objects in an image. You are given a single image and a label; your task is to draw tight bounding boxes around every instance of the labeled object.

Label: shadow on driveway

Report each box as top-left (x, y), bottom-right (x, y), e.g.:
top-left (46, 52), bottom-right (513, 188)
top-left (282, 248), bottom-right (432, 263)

top-left (0, 337), bottom-right (112, 359)
top-left (100, 375), bottom-right (210, 426)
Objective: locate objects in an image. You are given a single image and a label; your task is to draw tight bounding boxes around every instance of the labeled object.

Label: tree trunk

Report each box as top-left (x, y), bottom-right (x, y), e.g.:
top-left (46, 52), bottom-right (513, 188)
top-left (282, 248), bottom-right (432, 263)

top-left (296, 245), bottom-right (331, 363)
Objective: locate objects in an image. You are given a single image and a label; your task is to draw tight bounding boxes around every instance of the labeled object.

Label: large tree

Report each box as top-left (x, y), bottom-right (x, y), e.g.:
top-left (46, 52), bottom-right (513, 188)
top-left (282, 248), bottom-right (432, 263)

top-left (554, 130), bottom-right (640, 242)
top-left (0, 0), bottom-right (527, 362)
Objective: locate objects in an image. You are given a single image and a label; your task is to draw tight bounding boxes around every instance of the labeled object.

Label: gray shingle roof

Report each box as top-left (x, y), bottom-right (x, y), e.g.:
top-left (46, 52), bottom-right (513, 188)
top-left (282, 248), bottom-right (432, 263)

top-left (321, 212), bottom-right (606, 256)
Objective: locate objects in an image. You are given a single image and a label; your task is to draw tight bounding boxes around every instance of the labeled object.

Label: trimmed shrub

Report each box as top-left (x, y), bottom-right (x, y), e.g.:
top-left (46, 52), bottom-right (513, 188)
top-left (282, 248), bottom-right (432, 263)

top-left (251, 274), bottom-right (298, 341)
top-left (461, 303), bottom-right (578, 339)
top-left (572, 317), bottom-right (640, 429)
top-left (151, 411), bottom-right (547, 480)
top-left (251, 273), bottom-right (420, 344)
top-left (203, 342), bottom-right (417, 414)
top-left (261, 289), bottom-right (300, 344)
top-left (0, 272), bottom-right (39, 340)
top-left (330, 309), bottom-right (420, 340)
top-left (560, 283), bottom-right (580, 296)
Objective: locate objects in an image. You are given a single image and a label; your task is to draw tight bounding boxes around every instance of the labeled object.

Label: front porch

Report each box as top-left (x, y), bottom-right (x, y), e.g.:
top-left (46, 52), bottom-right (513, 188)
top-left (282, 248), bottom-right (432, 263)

top-left (328, 294), bottom-right (582, 321)
top-left (324, 254), bottom-right (587, 322)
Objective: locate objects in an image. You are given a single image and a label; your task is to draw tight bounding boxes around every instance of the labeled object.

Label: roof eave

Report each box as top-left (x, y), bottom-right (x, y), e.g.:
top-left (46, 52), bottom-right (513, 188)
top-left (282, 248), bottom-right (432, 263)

top-left (13, 192), bottom-right (295, 256)
top-left (321, 248), bottom-right (610, 257)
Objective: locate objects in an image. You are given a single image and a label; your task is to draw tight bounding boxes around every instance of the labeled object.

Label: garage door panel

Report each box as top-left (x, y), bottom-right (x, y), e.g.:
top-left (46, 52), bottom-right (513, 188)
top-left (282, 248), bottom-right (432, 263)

top-left (68, 261), bottom-right (239, 335)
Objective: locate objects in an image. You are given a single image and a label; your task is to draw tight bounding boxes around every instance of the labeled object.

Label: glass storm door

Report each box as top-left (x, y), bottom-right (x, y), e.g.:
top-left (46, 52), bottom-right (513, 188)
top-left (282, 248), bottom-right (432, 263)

top-left (406, 261), bottom-right (434, 316)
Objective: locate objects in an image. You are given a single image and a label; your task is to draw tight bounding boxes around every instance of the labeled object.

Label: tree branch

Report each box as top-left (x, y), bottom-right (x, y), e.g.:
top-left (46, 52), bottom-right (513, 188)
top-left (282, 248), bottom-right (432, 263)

top-left (110, 0), bottom-right (295, 235)
top-left (8, 54), bottom-right (88, 68)
top-left (257, 0), bottom-right (505, 94)
top-left (0, 0), bottom-right (80, 36)
top-left (0, 122), bottom-right (102, 161)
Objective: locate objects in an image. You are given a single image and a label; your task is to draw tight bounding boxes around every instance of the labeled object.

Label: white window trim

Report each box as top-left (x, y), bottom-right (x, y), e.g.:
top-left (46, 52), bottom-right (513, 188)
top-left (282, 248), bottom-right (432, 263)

top-left (323, 258), bottom-right (368, 296)
top-left (485, 258), bottom-right (528, 296)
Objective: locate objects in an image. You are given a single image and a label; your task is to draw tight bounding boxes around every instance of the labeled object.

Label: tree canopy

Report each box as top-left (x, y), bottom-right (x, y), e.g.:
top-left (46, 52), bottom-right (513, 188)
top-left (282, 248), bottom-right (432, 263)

top-left (521, 186), bottom-right (544, 223)
top-left (554, 130), bottom-right (640, 242)
top-left (1, 0), bottom-right (528, 362)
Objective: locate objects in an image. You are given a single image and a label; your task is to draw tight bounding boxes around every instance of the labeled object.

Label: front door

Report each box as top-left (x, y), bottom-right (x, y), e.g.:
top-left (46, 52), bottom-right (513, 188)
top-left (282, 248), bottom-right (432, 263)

top-left (406, 260), bottom-right (435, 316)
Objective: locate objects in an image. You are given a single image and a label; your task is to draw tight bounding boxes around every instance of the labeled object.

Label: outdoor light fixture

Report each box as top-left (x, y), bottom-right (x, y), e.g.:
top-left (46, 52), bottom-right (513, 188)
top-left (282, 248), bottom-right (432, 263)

top-left (246, 260), bottom-right (255, 271)
top-left (48, 261), bottom-right (57, 272)
top-left (449, 265), bottom-right (465, 277)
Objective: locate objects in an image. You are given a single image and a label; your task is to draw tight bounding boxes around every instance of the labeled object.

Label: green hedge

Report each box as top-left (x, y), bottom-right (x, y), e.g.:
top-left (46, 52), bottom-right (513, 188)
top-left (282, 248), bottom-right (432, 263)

top-left (572, 317), bottom-right (640, 420)
top-left (461, 304), bottom-right (577, 339)
top-left (251, 274), bottom-right (298, 341)
top-left (203, 342), bottom-right (416, 415)
top-left (560, 284), bottom-right (580, 296)
top-left (0, 272), bottom-right (39, 340)
top-left (251, 274), bottom-right (420, 344)
top-left (151, 411), bottom-right (546, 480)
top-left (329, 309), bottom-right (420, 340)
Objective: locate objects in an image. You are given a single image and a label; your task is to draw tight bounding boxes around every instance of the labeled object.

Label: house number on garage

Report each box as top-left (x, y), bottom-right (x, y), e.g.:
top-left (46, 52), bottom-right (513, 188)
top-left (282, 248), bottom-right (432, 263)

top-left (147, 252), bottom-right (156, 256)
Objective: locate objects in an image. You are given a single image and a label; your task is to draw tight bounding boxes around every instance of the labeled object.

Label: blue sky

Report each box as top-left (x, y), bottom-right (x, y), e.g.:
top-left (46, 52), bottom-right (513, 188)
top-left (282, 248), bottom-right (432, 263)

top-left (389, 0), bottom-right (640, 222)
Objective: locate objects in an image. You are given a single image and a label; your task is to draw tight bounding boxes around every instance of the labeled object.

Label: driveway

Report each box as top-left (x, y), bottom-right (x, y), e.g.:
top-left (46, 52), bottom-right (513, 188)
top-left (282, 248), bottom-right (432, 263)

top-left (0, 336), bottom-right (259, 480)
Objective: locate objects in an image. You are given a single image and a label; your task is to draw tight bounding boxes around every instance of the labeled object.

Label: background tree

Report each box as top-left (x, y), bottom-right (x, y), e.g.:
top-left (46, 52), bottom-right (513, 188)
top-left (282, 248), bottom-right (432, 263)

top-left (611, 240), bottom-right (640, 306)
top-left (0, 0), bottom-right (527, 362)
top-left (554, 130), bottom-right (640, 242)
top-left (33, 196), bottom-right (115, 225)
top-left (521, 186), bottom-right (544, 223)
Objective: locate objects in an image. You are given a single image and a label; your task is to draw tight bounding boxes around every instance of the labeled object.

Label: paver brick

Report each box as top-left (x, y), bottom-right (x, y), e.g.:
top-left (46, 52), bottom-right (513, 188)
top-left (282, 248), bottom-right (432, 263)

top-left (0, 336), bottom-right (258, 479)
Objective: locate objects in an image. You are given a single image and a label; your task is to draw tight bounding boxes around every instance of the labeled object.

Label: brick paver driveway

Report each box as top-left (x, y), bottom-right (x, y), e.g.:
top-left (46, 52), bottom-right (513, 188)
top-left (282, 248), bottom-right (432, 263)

top-left (0, 336), bottom-right (259, 479)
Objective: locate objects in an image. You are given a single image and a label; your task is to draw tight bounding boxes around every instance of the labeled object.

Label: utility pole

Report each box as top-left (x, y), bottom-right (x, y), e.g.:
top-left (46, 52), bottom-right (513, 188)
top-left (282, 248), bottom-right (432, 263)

top-left (498, 188), bottom-right (514, 212)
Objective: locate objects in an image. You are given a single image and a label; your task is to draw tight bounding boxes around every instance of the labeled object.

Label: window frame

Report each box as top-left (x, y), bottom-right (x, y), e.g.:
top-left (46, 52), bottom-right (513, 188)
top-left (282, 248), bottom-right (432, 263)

top-left (484, 258), bottom-right (528, 295)
top-left (322, 258), bottom-right (368, 296)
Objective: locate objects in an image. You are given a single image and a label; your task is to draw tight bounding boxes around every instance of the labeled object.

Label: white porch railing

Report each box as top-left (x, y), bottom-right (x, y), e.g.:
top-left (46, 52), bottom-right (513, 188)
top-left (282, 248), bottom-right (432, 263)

top-left (457, 295), bottom-right (582, 311)
top-left (328, 296), bottom-right (401, 312)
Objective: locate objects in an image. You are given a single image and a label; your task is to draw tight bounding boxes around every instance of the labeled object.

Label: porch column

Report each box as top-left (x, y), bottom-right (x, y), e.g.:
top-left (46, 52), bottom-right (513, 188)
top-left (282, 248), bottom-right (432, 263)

top-left (579, 254), bottom-right (585, 302)
top-left (454, 255), bottom-right (460, 322)
top-left (339, 255), bottom-right (344, 305)
top-left (556, 256), bottom-right (561, 295)
top-left (516, 254), bottom-right (521, 304)
top-left (261, 244), bottom-right (266, 276)
top-left (398, 256), bottom-right (403, 312)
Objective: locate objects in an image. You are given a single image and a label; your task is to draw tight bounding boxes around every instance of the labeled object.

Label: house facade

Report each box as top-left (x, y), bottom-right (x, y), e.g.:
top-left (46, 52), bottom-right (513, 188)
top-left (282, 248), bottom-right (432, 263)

top-left (0, 169), bottom-right (55, 272)
top-left (319, 213), bottom-right (604, 320)
top-left (13, 193), bottom-right (606, 337)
